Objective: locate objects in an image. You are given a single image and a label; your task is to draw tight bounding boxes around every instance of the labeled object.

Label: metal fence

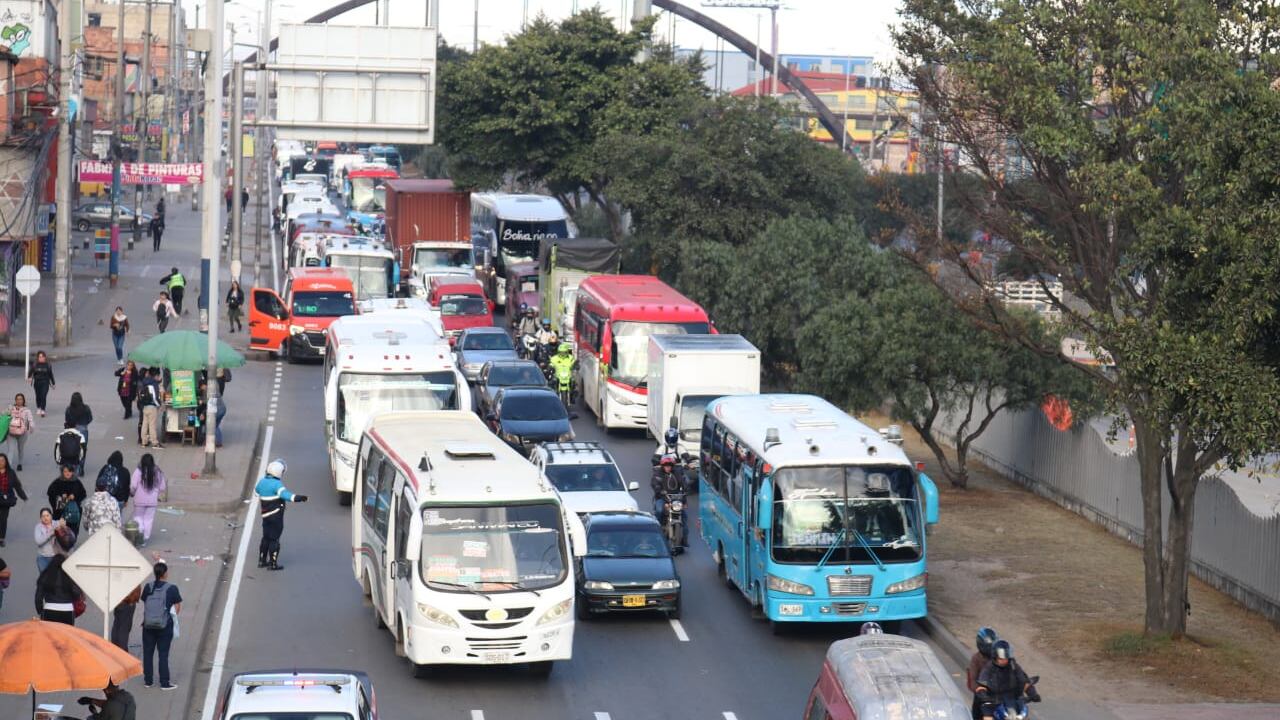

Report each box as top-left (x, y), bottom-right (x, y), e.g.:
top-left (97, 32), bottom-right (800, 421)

top-left (935, 404), bottom-right (1280, 624)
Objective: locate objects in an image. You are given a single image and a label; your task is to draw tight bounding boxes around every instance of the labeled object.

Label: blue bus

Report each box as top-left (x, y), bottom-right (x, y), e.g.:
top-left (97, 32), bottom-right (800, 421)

top-left (698, 394), bottom-right (939, 626)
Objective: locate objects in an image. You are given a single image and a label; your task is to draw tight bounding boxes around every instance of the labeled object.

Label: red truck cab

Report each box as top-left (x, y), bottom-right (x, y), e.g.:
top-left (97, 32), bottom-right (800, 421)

top-left (249, 268), bottom-right (357, 362)
top-left (427, 276), bottom-right (493, 345)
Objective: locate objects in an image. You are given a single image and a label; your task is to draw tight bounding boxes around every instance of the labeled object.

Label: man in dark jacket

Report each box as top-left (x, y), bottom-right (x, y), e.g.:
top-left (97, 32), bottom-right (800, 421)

top-left (79, 681), bottom-right (137, 720)
top-left (47, 464), bottom-right (87, 532)
top-left (976, 640), bottom-right (1039, 719)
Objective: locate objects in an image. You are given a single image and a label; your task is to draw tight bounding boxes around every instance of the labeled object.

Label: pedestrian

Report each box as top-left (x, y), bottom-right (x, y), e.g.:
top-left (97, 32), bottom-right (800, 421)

top-left (110, 584), bottom-right (141, 652)
top-left (140, 560), bottom-right (182, 690)
top-left (224, 185), bottom-right (233, 213)
top-left (54, 423), bottom-right (87, 478)
top-left (82, 474), bottom-right (122, 536)
top-left (0, 555), bottom-right (9, 613)
top-left (255, 459), bottom-right (308, 570)
top-left (77, 680), bottom-right (137, 720)
top-left (0, 452), bottom-right (27, 547)
top-left (149, 214), bottom-right (165, 252)
top-left (138, 369), bottom-right (163, 449)
top-left (155, 195), bottom-right (166, 220)
top-left (109, 307), bottom-right (130, 364)
top-left (7, 393), bottom-right (32, 470)
top-left (240, 187), bottom-right (249, 211)
top-left (115, 361), bottom-right (139, 419)
top-left (129, 454), bottom-right (165, 545)
top-left (225, 280), bottom-right (245, 333)
top-left (153, 291), bottom-right (176, 333)
top-left (97, 450), bottom-right (131, 516)
top-left (26, 350), bottom-right (54, 417)
top-left (47, 464), bottom-right (85, 532)
top-left (65, 392), bottom-right (93, 474)
top-left (33, 507), bottom-right (59, 573)
top-left (215, 390), bottom-right (227, 447)
top-left (34, 554), bottom-right (82, 625)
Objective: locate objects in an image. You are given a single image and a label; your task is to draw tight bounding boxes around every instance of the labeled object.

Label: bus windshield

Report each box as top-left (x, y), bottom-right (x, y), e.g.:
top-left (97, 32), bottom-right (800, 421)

top-left (413, 247), bottom-right (472, 272)
top-left (771, 465), bottom-right (923, 564)
top-left (350, 177), bottom-right (387, 213)
top-left (610, 321), bottom-right (710, 388)
top-left (498, 219), bottom-right (568, 265)
top-left (292, 290), bottom-right (355, 317)
top-left (327, 255), bottom-right (391, 300)
top-left (420, 503), bottom-right (567, 593)
top-left (337, 372), bottom-right (458, 442)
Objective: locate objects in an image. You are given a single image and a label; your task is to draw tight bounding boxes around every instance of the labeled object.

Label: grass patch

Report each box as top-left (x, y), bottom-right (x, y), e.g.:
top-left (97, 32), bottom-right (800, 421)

top-left (1104, 631), bottom-right (1173, 657)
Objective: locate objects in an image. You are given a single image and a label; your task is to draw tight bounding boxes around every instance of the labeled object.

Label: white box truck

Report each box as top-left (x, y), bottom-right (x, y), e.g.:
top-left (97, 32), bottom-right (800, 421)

top-left (647, 334), bottom-right (761, 458)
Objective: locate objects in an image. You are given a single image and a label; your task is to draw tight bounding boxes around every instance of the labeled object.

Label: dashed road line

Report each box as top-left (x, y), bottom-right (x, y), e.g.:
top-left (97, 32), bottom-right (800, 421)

top-left (669, 618), bottom-right (690, 642)
top-left (470, 712), bottom-right (484, 720)
top-left (594, 713), bottom-right (611, 720)
top-left (723, 713), bottom-right (739, 720)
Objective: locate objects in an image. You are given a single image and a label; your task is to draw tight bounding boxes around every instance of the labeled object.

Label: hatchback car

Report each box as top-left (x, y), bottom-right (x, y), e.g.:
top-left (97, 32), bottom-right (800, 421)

top-left (576, 511), bottom-right (681, 619)
top-left (72, 202), bottom-right (152, 231)
top-left (530, 442), bottom-right (639, 516)
top-left (454, 326), bottom-right (518, 381)
top-left (486, 386), bottom-right (573, 452)
top-left (216, 669), bottom-right (377, 720)
top-left (475, 359), bottom-right (547, 416)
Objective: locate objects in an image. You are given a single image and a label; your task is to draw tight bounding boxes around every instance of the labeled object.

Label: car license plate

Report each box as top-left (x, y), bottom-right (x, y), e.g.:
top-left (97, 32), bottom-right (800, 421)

top-left (481, 651), bottom-right (511, 664)
top-left (622, 594), bottom-right (645, 608)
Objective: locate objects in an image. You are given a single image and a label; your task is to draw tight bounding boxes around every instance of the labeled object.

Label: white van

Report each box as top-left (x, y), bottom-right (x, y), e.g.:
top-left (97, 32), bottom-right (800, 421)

top-left (351, 411), bottom-right (585, 677)
top-left (323, 317), bottom-right (466, 503)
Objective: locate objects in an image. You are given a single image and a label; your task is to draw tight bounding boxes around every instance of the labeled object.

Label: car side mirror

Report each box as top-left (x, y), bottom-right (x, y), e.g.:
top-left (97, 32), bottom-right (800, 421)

top-left (627, 481), bottom-right (639, 492)
top-left (394, 559), bottom-right (411, 580)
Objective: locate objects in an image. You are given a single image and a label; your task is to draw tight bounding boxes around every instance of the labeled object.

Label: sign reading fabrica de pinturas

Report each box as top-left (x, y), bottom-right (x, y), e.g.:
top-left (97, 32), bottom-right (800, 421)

top-left (77, 160), bottom-right (205, 185)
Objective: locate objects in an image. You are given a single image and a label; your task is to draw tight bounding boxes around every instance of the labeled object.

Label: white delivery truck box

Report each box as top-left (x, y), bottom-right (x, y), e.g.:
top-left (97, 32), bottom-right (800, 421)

top-left (647, 334), bottom-right (761, 457)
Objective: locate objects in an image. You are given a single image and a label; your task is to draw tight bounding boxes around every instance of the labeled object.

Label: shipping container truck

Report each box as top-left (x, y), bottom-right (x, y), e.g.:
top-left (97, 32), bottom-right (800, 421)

top-left (383, 179), bottom-right (471, 286)
top-left (646, 334), bottom-right (761, 457)
top-left (537, 237), bottom-right (620, 337)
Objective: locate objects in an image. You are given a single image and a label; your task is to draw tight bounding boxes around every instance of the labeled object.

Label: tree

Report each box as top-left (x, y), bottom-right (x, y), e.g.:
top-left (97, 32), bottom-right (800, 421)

top-left (895, 0), bottom-right (1280, 635)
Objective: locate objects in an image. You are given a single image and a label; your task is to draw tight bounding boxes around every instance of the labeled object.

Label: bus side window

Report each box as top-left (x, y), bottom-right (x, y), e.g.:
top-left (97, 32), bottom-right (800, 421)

top-left (710, 425), bottom-right (726, 496)
top-left (362, 451), bottom-right (383, 526)
top-left (724, 434), bottom-right (741, 501)
top-left (805, 692), bottom-right (832, 720)
top-left (373, 460), bottom-right (395, 539)
top-left (394, 486), bottom-right (412, 562)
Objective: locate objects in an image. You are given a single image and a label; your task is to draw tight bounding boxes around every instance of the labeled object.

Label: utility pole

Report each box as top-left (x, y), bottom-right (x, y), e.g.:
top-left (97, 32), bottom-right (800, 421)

top-left (109, 0), bottom-right (126, 287)
top-left (134, 0), bottom-right (152, 251)
top-left (53, 0), bottom-right (75, 345)
top-left (169, 1), bottom-right (180, 162)
top-left (472, 0), bottom-right (478, 52)
top-left (230, 61), bottom-right (243, 282)
top-left (201, 0), bottom-right (225, 475)
top-left (253, 0), bottom-right (275, 289)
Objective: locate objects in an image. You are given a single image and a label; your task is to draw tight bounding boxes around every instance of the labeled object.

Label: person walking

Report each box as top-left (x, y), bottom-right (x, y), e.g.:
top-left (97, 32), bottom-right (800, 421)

top-left (137, 369), bottom-right (163, 449)
top-left (34, 554), bottom-right (82, 626)
top-left (140, 561), bottom-right (182, 690)
top-left (109, 307), bottom-right (130, 365)
top-left (33, 508), bottom-right (60, 573)
top-left (155, 195), bottom-right (166, 220)
top-left (54, 423), bottom-right (87, 478)
top-left (47, 464), bottom-right (85, 533)
top-left (224, 185), bottom-right (233, 213)
top-left (115, 361), bottom-right (139, 419)
top-left (97, 450), bottom-right (131, 516)
top-left (225, 280), bottom-right (245, 333)
top-left (153, 291), bottom-right (176, 333)
top-left (110, 584), bottom-right (142, 652)
top-left (129, 454), bottom-right (165, 545)
top-left (0, 453), bottom-right (26, 547)
top-left (160, 267), bottom-right (187, 315)
top-left (65, 392), bottom-right (93, 474)
top-left (82, 475), bottom-right (122, 536)
top-left (26, 350), bottom-right (54, 417)
top-left (7, 393), bottom-right (32, 470)
top-left (149, 213), bottom-right (165, 252)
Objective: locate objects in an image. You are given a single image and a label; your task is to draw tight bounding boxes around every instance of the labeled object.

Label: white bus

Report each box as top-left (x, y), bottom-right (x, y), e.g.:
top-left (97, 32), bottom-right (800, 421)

top-left (351, 411), bottom-right (585, 677)
top-left (323, 316), bottom-right (466, 504)
top-left (319, 236), bottom-right (398, 301)
top-left (471, 193), bottom-right (575, 306)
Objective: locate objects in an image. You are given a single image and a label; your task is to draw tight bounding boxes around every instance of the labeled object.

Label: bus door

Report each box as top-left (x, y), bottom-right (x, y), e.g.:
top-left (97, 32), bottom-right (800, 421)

top-left (391, 479), bottom-right (415, 638)
top-left (248, 288), bottom-right (289, 352)
top-left (745, 458), bottom-right (771, 600)
top-left (576, 308), bottom-right (604, 412)
top-left (723, 434), bottom-right (750, 591)
top-left (361, 451), bottom-right (396, 624)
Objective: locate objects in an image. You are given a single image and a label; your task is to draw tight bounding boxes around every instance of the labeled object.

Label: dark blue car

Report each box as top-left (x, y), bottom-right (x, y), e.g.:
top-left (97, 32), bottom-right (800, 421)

top-left (485, 386), bottom-right (573, 454)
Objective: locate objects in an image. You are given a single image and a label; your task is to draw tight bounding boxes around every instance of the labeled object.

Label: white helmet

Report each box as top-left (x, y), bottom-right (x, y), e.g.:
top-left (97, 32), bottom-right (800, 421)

top-left (266, 459), bottom-right (287, 478)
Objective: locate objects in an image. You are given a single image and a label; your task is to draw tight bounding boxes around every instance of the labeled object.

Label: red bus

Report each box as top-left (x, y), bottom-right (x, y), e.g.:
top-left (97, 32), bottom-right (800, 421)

top-left (573, 275), bottom-right (712, 430)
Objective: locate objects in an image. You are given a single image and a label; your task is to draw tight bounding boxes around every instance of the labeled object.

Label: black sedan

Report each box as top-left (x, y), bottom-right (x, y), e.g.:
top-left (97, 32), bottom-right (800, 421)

top-left (576, 512), bottom-right (681, 620)
top-left (486, 386), bottom-right (573, 453)
top-left (475, 359), bottom-right (547, 417)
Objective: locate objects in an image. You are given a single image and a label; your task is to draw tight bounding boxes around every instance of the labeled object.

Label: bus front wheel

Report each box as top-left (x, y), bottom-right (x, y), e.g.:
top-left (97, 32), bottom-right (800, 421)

top-left (528, 661), bottom-right (555, 678)
top-left (411, 662), bottom-right (435, 679)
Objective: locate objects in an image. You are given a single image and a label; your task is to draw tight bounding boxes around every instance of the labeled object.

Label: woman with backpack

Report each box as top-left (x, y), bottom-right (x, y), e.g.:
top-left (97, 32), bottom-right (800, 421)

top-left (130, 454), bottom-right (165, 545)
top-left (97, 450), bottom-right (130, 515)
top-left (8, 393), bottom-right (33, 470)
top-left (115, 361), bottom-right (139, 420)
top-left (0, 452), bottom-right (27, 547)
top-left (47, 465), bottom-right (85, 533)
top-left (34, 554), bottom-right (83, 626)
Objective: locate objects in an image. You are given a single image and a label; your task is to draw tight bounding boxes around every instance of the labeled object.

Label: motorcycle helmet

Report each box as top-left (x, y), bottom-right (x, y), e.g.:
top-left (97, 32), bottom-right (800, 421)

top-left (991, 639), bottom-right (1013, 662)
top-left (659, 454), bottom-right (677, 468)
top-left (541, 318), bottom-right (551, 327)
top-left (859, 622), bottom-right (883, 636)
top-left (976, 626), bottom-right (999, 658)
top-left (558, 342), bottom-right (572, 354)
top-left (519, 303), bottom-right (528, 313)
top-left (664, 428), bottom-right (679, 447)
top-left (266, 458), bottom-right (287, 478)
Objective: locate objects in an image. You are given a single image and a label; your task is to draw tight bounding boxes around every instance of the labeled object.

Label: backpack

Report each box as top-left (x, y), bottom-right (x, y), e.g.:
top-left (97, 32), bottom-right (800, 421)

top-left (57, 431), bottom-right (83, 463)
top-left (97, 465), bottom-right (125, 502)
top-left (142, 583), bottom-right (170, 629)
top-left (62, 499), bottom-right (81, 528)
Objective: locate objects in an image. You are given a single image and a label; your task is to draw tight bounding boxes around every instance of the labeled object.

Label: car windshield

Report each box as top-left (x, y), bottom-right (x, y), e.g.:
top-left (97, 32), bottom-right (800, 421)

top-left (545, 463), bottom-right (625, 493)
top-left (462, 332), bottom-right (513, 351)
top-left (421, 503), bottom-right (567, 593)
top-left (326, 256), bottom-right (391, 300)
top-left (771, 465), bottom-right (923, 564)
top-left (291, 290), bottom-right (355, 317)
top-left (441, 297), bottom-right (489, 317)
top-left (337, 372), bottom-right (459, 442)
top-left (487, 365), bottom-right (547, 387)
top-left (501, 393), bottom-right (567, 421)
top-left (678, 394), bottom-right (720, 443)
top-left (610, 321), bottom-right (710, 387)
top-left (231, 713), bottom-right (353, 719)
top-left (413, 247), bottom-right (472, 271)
top-left (586, 527), bottom-right (669, 558)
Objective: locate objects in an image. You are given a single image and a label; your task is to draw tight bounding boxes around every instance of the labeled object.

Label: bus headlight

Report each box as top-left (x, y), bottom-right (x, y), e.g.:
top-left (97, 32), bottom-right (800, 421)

top-left (583, 580), bottom-right (613, 591)
top-left (886, 572), bottom-right (928, 594)
top-left (767, 575), bottom-right (814, 596)
top-left (652, 579), bottom-right (680, 590)
top-left (608, 387), bottom-right (636, 405)
top-left (416, 603), bottom-right (459, 628)
top-left (537, 599), bottom-right (572, 625)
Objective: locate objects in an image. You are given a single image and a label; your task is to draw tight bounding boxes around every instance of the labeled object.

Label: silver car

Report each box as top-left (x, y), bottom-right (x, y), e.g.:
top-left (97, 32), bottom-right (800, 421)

top-left (73, 201), bottom-right (152, 232)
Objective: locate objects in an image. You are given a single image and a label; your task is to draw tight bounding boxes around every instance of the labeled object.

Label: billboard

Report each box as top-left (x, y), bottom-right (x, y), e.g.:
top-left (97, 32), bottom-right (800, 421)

top-left (78, 160), bottom-right (204, 185)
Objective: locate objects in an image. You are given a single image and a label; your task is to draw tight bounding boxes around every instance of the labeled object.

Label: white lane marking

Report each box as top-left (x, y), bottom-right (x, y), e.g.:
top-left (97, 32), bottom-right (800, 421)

top-left (199, 425), bottom-right (272, 720)
top-left (723, 714), bottom-right (739, 720)
top-left (470, 712), bottom-right (484, 720)
top-left (594, 714), bottom-right (611, 720)
top-left (141, 265), bottom-right (152, 277)
top-left (669, 618), bottom-right (690, 642)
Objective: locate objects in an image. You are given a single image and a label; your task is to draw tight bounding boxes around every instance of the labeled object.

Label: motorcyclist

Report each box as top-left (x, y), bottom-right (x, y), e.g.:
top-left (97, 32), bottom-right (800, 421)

top-left (535, 318), bottom-right (558, 348)
top-left (968, 627), bottom-right (1000, 720)
top-left (516, 304), bottom-right (540, 337)
top-left (976, 640), bottom-right (1040, 720)
top-left (650, 454), bottom-right (689, 546)
top-left (548, 342), bottom-right (575, 396)
top-left (254, 459), bottom-right (308, 570)
top-left (663, 427), bottom-right (680, 454)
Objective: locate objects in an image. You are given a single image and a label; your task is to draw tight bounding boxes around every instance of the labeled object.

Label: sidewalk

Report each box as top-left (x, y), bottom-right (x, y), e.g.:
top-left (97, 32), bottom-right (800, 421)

top-left (0, 197), bottom-right (280, 719)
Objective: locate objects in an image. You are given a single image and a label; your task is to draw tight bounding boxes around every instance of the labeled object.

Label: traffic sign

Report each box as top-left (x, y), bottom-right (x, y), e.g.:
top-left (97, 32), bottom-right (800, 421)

top-left (15, 264), bottom-right (40, 297)
top-left (64, 526), bottom-right (154, 638)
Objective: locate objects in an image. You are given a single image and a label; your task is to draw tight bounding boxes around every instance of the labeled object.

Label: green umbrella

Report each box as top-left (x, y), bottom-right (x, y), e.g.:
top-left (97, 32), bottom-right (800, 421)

top-left (127, 330), bottom-right (246, 371)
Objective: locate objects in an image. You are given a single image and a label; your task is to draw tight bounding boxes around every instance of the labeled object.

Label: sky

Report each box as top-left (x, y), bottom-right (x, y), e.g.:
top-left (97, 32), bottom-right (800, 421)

top-left (192, 0), bottom-right (904, 67)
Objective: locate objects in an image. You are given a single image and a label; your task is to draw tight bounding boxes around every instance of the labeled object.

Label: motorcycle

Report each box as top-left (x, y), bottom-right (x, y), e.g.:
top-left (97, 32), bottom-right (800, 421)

top-left (979, 676), bottom-right (1041, 720)
top-left (519, 333), bottom-right (539, 360)
top-left (660, 490), bottom-right (688, 554)
top-left (553, 357), bottom-right (576, 408)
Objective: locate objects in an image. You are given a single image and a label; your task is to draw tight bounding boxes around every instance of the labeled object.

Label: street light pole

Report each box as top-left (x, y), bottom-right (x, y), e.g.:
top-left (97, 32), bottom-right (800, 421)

top-left (109, 0), bottom-right (125, 287)
top-left (201, 0), bottom-right (225, 475)
top-left (230, 61), bottom-right (244, 282)
top-left (53, 0), bottom-right (74, 345)
top-left (133, 0), bottom-right (152, 253)
top-left (253, 0), bottom-right (274, 289)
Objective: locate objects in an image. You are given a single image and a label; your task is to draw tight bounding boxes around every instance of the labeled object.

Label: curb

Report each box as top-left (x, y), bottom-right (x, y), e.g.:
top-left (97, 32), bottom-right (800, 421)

top-left (919, 613), bottom-right (973, 669)
top-left (0, 349), bottom-right (95, 364)
top-left (182, 419), bottom-right (266, 720)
